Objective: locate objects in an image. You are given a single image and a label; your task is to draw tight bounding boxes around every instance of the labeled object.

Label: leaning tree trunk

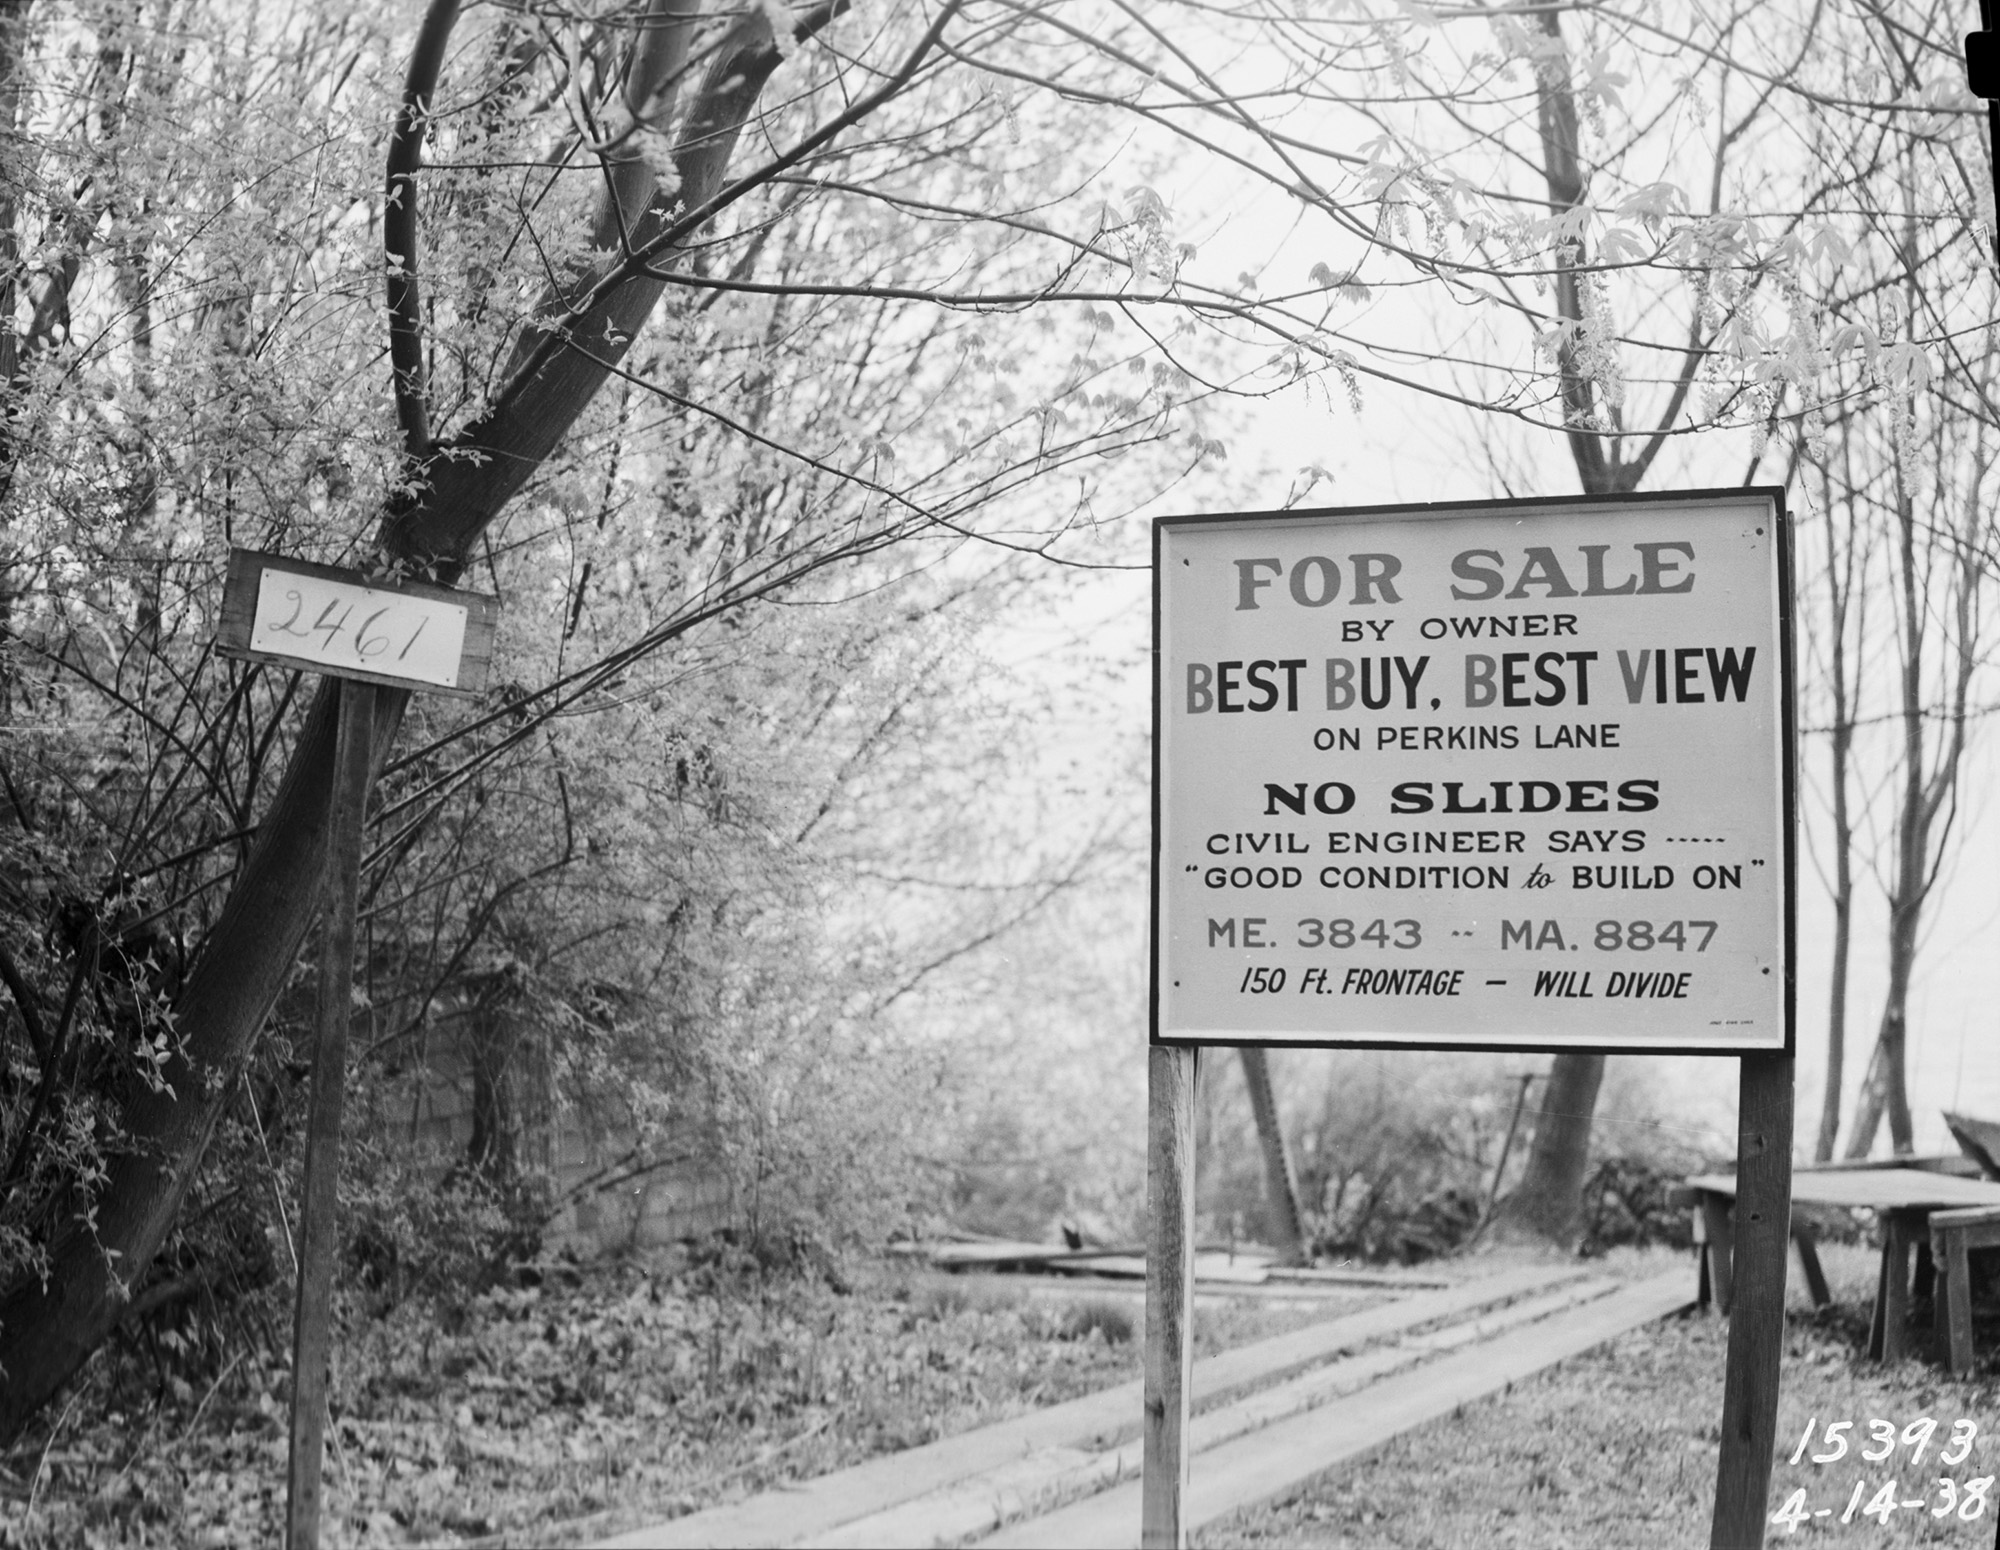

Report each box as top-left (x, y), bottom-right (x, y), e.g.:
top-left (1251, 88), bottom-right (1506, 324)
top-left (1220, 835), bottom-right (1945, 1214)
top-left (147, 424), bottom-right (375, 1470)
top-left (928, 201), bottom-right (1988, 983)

top-left (0, 0), bottom-right (900, 1442)
top-left (1840, 445), bottom-right (1981, 1161)
top-left (1814, 746), bottom-right (1856, 1160)
top-left (1843, 1043), bottom-right (1885, 1159)
top-left (1238, 1047), bottom-right (1307, 1265)
top-left (1490, 1053), bottom-right (1605, 1248)
top-left (1842, 463), bottom-right (1930, 1162)
top-left (1844, 903), bottom-right (1921, 1159)
top-left (1813, 454), bottom-right (1862, 1162)
top-left (0, 681), bottom-right (402, 1440)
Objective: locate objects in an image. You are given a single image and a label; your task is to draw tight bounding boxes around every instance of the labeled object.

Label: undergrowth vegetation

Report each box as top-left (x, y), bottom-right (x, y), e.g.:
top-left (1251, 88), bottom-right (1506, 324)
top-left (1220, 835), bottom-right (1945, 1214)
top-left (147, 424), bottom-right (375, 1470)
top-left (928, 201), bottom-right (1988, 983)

top-left (13, 1238), bottom-right (1993, 1548)
top-left (1197, 1051), bottom-right (1728, 1265)
top-left (0, 1247), bottom-right (1336, 1547)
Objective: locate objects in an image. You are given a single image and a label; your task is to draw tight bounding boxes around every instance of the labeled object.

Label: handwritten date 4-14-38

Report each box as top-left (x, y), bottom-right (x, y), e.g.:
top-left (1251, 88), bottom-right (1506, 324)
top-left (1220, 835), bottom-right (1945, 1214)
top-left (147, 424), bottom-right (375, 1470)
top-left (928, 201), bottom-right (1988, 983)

top-left (1771, 1476), bottom-right (1992, 1532)
top-left (1770, 1418), bottom-right (1989, 1534)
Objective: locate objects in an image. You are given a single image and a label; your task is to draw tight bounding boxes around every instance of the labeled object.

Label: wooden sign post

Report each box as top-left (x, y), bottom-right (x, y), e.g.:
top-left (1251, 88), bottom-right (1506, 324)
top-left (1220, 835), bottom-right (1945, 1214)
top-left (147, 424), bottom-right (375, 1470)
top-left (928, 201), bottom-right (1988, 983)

top-left (217, 549), bottom-right (498, 1550)
top-left (1146, 492), bottom-right (1796, 1549)
top-left (285, 676), bottom-right (373, 1550)
top-left (1141, 1044), bottom-right (1199, 1549)
top-left (1712, 1051), bottom-right (1795, 1547)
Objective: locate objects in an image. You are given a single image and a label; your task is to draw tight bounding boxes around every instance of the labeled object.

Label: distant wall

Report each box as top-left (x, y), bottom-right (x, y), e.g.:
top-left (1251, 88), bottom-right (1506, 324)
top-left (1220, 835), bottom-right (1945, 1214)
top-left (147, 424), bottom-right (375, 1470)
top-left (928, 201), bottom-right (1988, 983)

top-left (392, 1033), bottom-right (733, 1255)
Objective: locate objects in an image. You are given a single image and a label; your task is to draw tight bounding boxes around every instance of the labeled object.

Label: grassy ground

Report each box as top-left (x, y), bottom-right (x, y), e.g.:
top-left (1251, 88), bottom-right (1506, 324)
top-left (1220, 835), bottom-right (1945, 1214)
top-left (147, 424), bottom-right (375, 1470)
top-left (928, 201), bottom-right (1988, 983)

top-left (9, 1240), bottom-right (1997, 1547)
top-left (0, 1253), bottom-right (1380, 1548)
top-left (1208, 1244), bottom-right (2000, 1549)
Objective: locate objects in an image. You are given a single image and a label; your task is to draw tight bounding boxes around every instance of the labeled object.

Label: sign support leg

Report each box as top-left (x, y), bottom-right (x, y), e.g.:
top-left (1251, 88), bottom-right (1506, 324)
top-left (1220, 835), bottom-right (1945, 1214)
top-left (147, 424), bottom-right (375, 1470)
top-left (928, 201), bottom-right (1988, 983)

top-left (285, 680), bottom-right (375, 1550)
top-left (1710, 1049), bottom-right (1794, 1550)
top-left (1142, 1043), bottom-right (1199, 1550)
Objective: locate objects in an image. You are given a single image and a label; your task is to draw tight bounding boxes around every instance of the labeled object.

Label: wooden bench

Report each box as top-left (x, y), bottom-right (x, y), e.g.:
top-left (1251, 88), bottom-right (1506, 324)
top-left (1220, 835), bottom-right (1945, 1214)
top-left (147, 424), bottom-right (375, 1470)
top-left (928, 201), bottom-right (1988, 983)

top-left (1929, 1205), bottom-right (2000, 1374)
top-left (1679, 1165), bottom-right (2000, 1364)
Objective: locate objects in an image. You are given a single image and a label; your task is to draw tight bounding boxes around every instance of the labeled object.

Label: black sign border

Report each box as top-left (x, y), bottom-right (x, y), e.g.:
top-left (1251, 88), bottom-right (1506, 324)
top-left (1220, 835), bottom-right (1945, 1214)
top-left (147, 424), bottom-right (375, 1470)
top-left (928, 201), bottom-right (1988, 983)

top-left (1148, 487), bottom-right (1796, 1056)
top-left (215, 548), bottom-right (502, 697)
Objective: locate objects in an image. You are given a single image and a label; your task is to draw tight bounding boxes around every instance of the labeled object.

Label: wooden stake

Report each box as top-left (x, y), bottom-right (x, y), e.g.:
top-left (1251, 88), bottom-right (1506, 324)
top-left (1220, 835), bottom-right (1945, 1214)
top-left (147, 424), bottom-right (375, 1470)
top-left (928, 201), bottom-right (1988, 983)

top-left (285, 679), bottom-right (374, 1550)
top-left (1709, 1050), bottom-right (1794, 1550)
top-left (1478, 1071), bottom-right (1537, 1231)
top-left (1142, 1043), bottom-right (1199, 1550)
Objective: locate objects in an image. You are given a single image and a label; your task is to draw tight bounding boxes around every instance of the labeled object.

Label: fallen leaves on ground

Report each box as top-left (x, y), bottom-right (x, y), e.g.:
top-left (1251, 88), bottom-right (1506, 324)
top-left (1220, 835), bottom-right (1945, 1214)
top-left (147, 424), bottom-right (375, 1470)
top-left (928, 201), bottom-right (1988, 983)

top-left (0, 1252), bottom-right (1343, 1546)
top-left (1208, 1245), bottom-right (2000, 1549)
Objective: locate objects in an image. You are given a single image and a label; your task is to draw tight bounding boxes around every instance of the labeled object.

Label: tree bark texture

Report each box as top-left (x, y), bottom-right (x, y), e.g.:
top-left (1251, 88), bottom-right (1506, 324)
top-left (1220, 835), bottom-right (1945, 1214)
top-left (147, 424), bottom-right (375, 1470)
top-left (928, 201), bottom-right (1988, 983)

top-left (1491, 1051), bottom-right (1605, 1248)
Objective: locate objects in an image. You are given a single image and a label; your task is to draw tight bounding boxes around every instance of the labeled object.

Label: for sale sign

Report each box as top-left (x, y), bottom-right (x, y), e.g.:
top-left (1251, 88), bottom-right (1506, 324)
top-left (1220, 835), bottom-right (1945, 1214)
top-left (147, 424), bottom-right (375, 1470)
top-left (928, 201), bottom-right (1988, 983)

top-left (1151, 490), bottom-right (1793, 1053)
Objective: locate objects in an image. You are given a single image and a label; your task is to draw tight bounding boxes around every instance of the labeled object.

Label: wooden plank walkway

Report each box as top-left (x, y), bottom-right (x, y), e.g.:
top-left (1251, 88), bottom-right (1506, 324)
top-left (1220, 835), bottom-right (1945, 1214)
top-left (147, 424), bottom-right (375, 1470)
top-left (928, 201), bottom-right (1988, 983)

top-left (979, 1270), bottom-right (1689, 1548)
top-left (809, 1276), bottom-right (1626, 1549)
top-left (588, 1262), bottom-right (1688, 1550)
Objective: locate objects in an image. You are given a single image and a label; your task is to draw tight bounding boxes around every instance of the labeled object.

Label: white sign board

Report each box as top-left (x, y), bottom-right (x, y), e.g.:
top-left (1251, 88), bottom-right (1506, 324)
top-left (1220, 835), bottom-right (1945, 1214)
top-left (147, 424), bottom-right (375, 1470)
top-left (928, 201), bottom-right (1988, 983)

top-left (217, 549), bottom-right (499, 696)
top-left (250, 568), bottom-right (468, 687)
top-left (1152, 490), bottom-right (1793, 1053)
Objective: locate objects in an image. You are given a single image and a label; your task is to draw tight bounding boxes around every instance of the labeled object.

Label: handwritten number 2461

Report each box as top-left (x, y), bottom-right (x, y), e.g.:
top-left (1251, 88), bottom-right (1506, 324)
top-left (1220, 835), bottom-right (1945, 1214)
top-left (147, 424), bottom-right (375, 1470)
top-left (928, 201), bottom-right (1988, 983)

top-left (269, 590), bottom-right (429, 662)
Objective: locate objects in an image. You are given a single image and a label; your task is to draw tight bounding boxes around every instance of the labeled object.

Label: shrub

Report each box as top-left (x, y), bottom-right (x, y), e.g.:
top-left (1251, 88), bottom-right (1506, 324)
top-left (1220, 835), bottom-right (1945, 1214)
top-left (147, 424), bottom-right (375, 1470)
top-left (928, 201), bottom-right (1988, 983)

top-left (1285, 1053), bottom-right (1510, 1264)
top-left (1198, 1051), bottom-right (1732, 1265)
top-left (1058, 1296), bottom-right (1135, 1345)
top-left (1577, 1154), bottom-right (1698, 1255)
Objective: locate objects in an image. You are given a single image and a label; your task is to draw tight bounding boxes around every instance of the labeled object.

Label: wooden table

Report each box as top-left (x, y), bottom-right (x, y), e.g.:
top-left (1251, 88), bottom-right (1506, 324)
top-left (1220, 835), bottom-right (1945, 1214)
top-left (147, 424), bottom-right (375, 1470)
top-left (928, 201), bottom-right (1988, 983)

top-left (1682, 1164), bottom-right (2000, 1362)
